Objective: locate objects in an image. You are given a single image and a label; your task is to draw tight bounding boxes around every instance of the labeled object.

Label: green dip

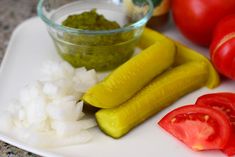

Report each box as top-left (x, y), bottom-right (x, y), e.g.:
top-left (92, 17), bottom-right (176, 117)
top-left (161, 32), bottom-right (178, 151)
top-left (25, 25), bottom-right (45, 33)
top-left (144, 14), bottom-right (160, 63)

top-left (55, 9), bottom-right (137, 71)
top-left (62, 9), bottom-right (120, 30)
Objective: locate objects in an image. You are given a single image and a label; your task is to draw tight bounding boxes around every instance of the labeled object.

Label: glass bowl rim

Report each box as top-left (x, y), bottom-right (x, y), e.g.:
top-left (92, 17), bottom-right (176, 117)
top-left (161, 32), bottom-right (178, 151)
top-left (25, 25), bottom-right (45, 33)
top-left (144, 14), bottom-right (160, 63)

top-left (37, 0), bottom-right (153, 35)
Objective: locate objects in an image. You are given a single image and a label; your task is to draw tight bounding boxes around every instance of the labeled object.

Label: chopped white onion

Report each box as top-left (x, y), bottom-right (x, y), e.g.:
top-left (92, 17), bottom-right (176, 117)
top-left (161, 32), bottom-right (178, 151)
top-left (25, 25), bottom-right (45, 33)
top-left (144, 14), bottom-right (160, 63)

top-left (0, 61), bottom-right (98, 147)
top-left (51, 119), bottom-right (97, 136)
top-left (47, 96), bottom-right (79, 121)
top-left (73, 69), bottom-right (98, 93)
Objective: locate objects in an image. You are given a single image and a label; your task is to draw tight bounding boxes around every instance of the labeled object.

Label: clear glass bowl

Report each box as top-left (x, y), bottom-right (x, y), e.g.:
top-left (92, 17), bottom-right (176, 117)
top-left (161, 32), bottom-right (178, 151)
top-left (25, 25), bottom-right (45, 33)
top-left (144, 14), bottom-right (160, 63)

top-left (37, 0), bottom-right (153, 71)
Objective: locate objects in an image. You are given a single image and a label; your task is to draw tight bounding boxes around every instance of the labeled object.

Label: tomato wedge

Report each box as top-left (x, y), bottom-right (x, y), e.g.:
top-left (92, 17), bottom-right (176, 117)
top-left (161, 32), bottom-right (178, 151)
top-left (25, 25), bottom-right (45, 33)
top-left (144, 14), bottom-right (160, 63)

top-left (158, 105), bottom-right (231, 151)
top-left (223, 134), bottom-right (235, 156)
top-left (195, 92), bottom-right (235, 156)
top-left (196, 92), bottom-right (235, 129)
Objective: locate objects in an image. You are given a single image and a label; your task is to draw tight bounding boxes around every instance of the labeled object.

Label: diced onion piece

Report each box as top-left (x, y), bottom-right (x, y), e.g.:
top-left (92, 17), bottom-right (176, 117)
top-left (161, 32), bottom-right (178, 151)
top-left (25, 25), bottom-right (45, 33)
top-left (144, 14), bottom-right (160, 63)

top-left (73, 69), bottom-right (98, 93)
top-left (47, 96), bottom-right (79, 121)
top-left (0, 61), bottom-right (98, 148)
top-left (51, 119), bottom-right (97, 136)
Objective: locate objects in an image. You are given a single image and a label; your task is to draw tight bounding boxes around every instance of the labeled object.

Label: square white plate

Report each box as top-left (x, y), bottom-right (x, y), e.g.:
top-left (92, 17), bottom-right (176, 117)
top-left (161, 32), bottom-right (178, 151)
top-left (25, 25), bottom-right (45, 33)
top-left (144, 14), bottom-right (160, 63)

top-left (0, 17), bottom-right (234, 157)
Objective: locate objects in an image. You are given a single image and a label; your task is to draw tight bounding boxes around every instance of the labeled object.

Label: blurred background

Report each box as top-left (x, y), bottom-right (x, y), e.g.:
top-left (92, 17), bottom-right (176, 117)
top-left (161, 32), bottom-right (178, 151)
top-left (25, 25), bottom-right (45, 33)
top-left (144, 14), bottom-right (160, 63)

top-left (0, 0), bottom-right (39, 156)
top-left (0, 0), bottom-right (37, 62)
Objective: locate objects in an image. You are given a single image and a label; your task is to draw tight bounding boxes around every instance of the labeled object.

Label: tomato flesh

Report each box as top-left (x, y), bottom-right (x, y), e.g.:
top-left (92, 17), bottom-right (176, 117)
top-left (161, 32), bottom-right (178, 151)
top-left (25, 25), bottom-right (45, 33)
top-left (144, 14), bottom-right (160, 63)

top-left (158, 105), bottom-right (231, 150)
top-left (196, 93), bottom-right (235, 129)
top-left (195, 92), bottom-right (235, 155)
top-left (223, 134), bottom-right (235, 156)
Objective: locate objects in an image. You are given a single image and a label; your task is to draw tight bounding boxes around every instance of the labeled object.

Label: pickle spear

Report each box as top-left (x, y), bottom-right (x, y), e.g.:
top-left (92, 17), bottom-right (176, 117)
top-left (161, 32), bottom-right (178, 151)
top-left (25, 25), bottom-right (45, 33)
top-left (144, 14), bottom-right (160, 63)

top-left (83, 41), bottom-right (175, 108)
top-left (173, 43), bottom-right (220, 88)
top-left (96, 61), bottom-right (209, 138)
top-left (138, 27), bottom-right (220, 88)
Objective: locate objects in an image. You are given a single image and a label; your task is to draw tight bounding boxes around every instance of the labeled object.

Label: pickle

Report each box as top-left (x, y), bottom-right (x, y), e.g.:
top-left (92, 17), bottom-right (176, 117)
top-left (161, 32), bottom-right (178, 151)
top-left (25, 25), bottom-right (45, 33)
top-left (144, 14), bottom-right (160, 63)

top-left (83, 41), bottom-right (175, 108)
top-left (96, 61), bottom-right (209, 138)
top-left (138, 27), bottom-right (220, 88)
top-left (173, 43), bottom-right (220, 88)
top-left (138, 27), bottom-right (167, 49)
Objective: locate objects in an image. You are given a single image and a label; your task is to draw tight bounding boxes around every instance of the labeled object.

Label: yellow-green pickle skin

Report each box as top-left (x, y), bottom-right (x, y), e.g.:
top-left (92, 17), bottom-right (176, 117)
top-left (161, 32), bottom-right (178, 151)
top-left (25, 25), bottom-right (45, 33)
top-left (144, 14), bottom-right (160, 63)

top-left (96, 61), bottom-right (209, 138)
top-left (82, 41), bottom-right (176, 109)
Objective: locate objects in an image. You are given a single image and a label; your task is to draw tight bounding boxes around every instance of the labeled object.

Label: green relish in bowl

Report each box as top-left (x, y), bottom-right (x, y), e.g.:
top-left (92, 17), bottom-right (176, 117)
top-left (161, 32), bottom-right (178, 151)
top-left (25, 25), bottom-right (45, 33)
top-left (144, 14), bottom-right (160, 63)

top-left (37, 0), bottom-right (153, 71)
top-left (59, 9), bottom-right (135, 71)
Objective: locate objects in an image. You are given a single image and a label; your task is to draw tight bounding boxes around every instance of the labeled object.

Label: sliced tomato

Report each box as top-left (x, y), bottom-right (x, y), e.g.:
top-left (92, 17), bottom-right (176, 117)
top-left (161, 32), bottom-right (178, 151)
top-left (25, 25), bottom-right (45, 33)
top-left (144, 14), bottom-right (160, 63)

top-left (223, 134), bottom-right (235, 156)
top-left (158, 105), bottom-right (231, 151)
top-left (196, 92), bottom-right (235, 129)
top-left (195, 92), bottom-right (235, 156)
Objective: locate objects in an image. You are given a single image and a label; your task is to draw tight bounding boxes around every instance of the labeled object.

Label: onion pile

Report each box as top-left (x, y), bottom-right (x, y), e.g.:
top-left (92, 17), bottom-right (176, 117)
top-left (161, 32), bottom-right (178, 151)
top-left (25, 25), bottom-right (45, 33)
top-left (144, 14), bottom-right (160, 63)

top-left (0, 61), bottom-right (98, 147)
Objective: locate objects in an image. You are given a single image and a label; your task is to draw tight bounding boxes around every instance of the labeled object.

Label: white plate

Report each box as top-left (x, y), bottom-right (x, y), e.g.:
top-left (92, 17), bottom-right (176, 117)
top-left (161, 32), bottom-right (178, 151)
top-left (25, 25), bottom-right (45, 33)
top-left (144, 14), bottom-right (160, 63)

top-left (0, 17), bottom-right (234, 157)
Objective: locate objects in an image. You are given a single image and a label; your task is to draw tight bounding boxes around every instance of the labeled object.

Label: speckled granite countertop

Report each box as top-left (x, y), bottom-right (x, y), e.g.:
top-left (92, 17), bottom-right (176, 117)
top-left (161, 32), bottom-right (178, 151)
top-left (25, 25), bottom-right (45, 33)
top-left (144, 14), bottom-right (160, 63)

top-left (0, 0), bottom-right (40, 156)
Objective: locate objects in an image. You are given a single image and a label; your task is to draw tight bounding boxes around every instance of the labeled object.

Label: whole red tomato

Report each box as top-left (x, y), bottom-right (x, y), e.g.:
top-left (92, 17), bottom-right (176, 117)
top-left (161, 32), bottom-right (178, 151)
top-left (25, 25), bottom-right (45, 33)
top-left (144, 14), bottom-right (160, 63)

top-left (171, 0), bottom-right (235, 46)
top-left (210, 14), bottom-right (235, 80)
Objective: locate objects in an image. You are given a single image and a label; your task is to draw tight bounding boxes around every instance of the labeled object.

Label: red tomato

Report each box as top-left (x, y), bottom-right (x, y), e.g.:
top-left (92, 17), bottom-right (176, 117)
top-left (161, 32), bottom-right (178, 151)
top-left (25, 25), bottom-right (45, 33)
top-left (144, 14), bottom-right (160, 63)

top-left (210, 14), bottom-right (235, 52)
top-left (158, 105), bottom-right (231, 150)
top-left (211, 38), bottom-right (235, 79)
top-left (223, 134), bottom-right (235, 156)
top-left (195, 92), bottom-right (235, 129)
top-left (171, 0), bottom-right (235, 46)
top-left (210, 14), bottom-right (235, 80)
top-left (195, 92), bottom-right (235, 156)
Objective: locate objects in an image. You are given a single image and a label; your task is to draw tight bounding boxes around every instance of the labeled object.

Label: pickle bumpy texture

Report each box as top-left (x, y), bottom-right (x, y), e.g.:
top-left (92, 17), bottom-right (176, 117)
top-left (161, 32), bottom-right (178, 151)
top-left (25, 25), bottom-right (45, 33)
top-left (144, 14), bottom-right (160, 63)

top-left (96, 61), bottom-right (209, 138)
top-left (83, 40), bottom-right (175, 108)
